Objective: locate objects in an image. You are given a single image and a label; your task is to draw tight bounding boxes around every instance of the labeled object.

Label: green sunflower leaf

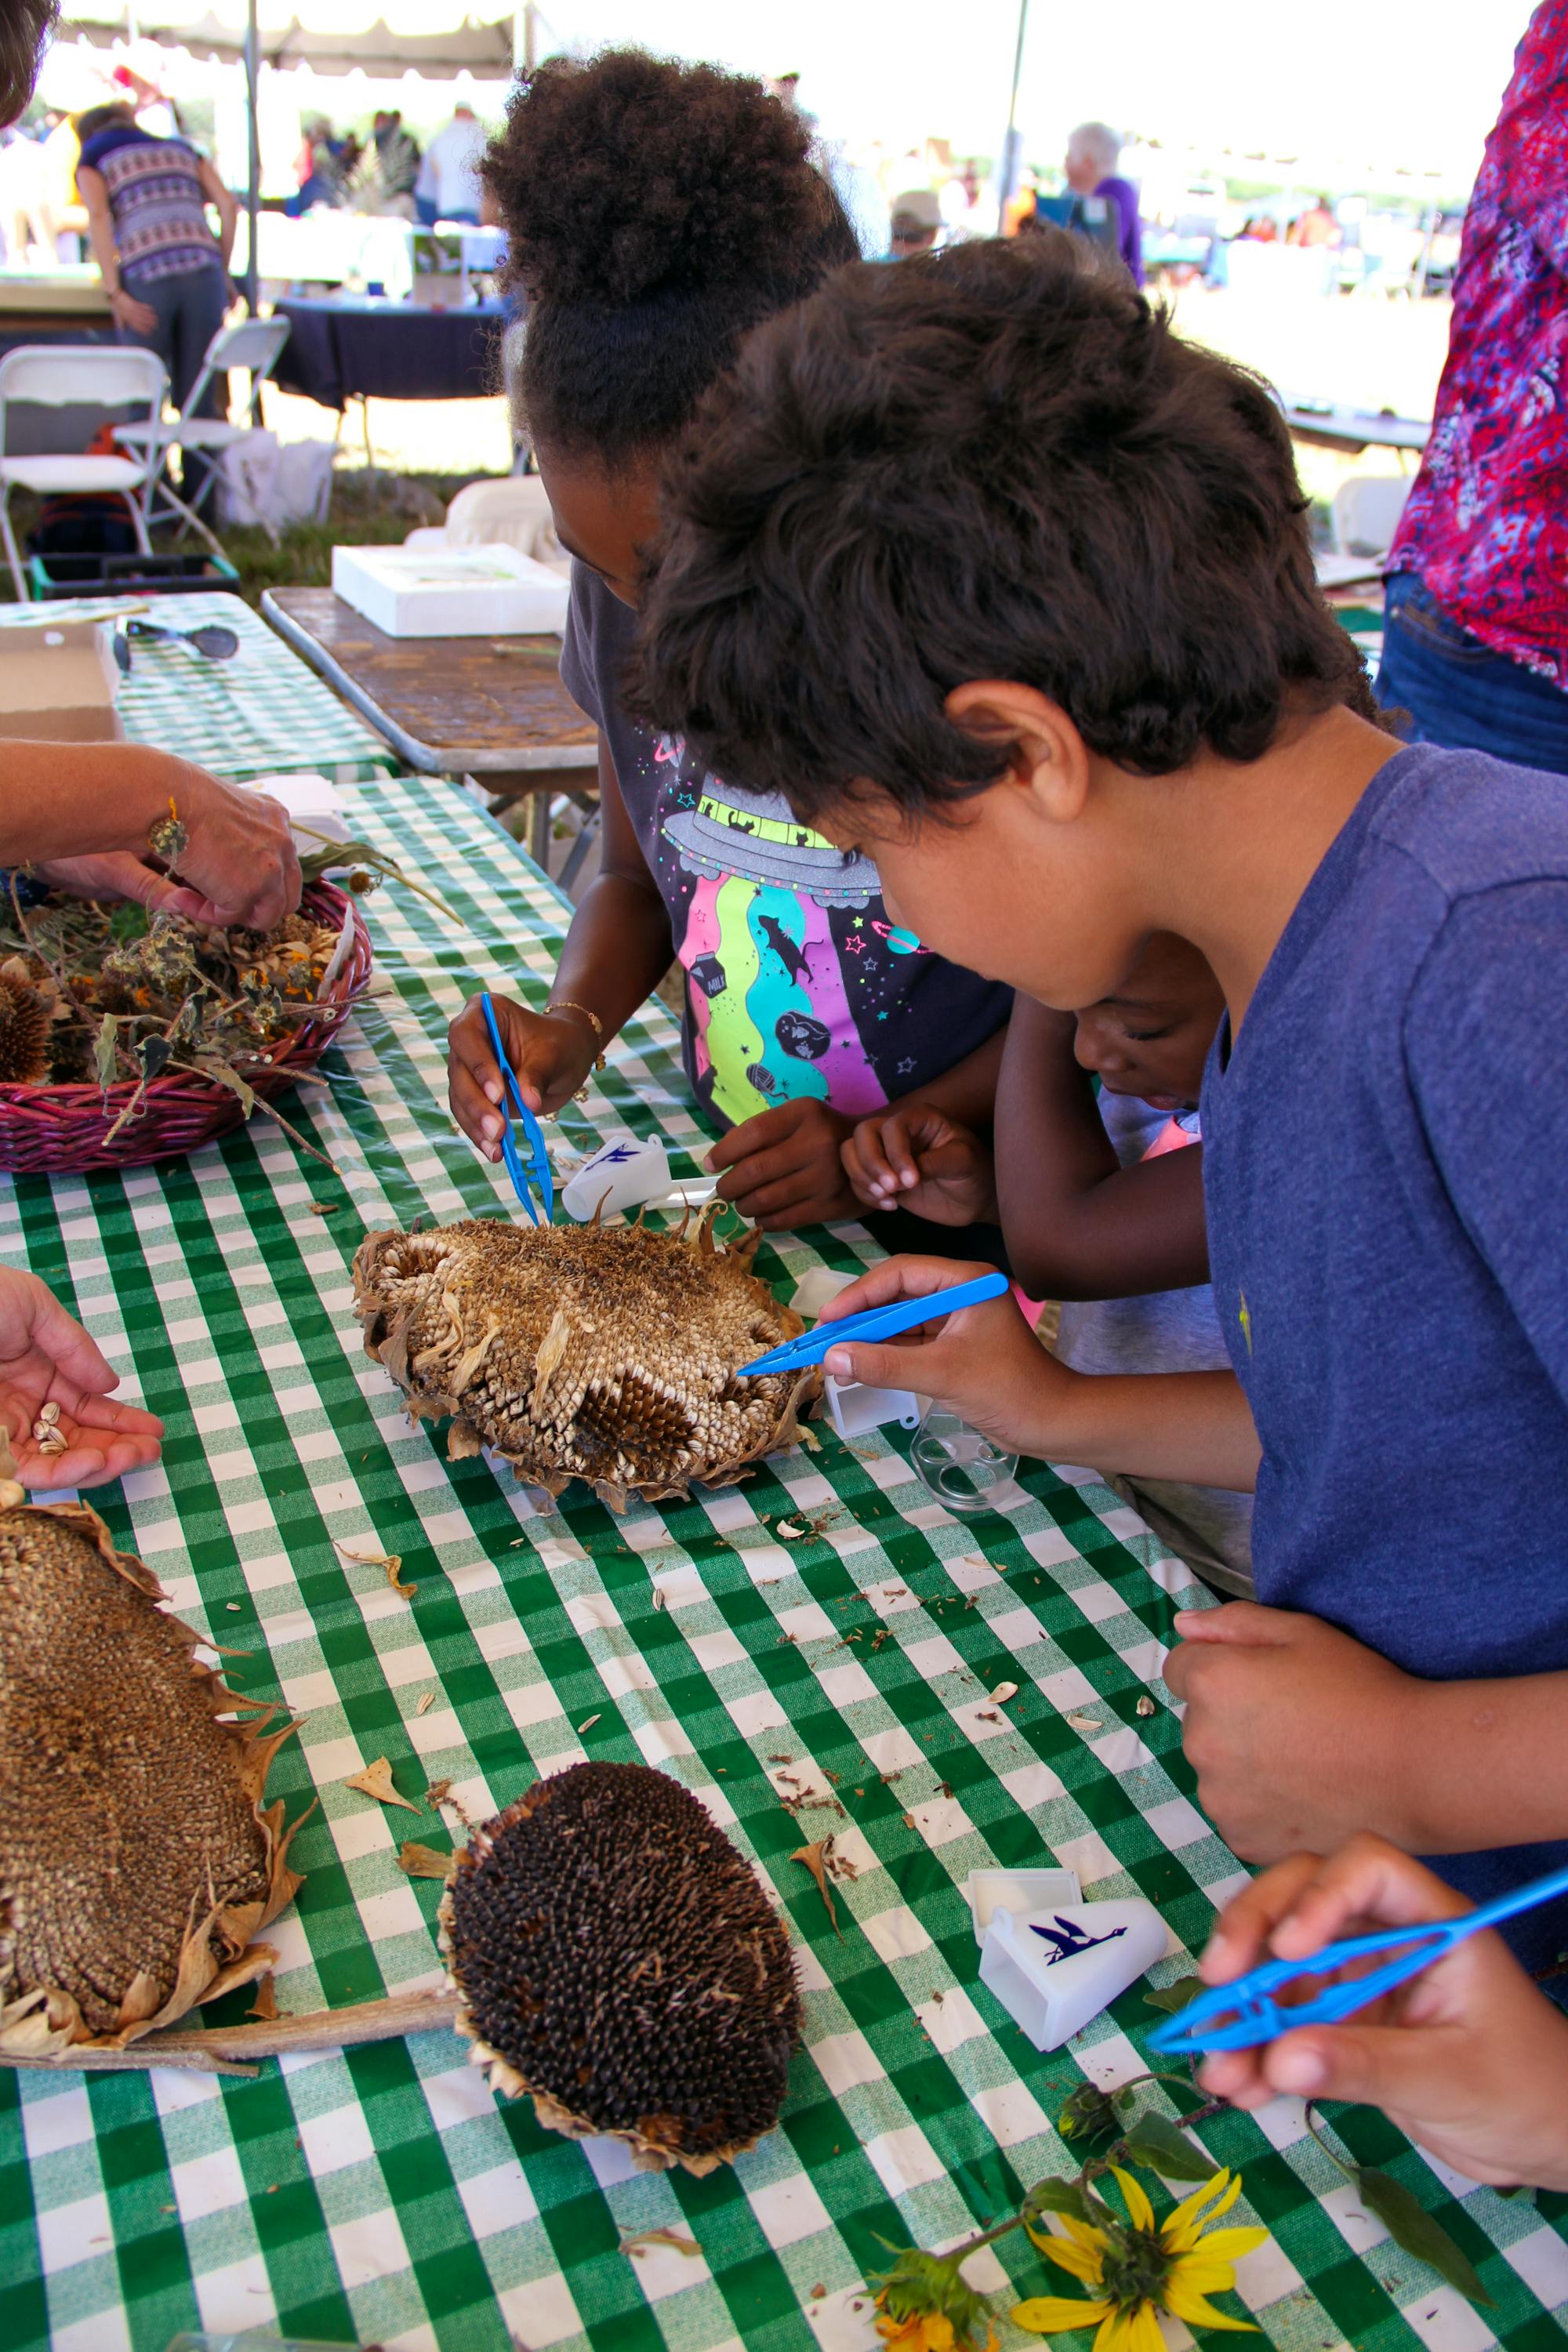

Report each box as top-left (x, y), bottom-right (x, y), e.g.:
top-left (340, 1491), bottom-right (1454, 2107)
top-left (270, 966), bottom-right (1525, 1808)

top-left (1120, 2112), bottom-right (1220, 2182)
top-left (1025, 2177), bottom-right (1092, 2223)
top-left (1355, 2169), bottom-right (1494, 2309)
top-left (1143, 1976), bottom-right (1204, 2015)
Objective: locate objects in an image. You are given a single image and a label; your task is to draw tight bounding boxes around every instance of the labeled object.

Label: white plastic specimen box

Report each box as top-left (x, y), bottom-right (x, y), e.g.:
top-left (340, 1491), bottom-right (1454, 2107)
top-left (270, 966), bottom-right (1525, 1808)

top-left (823, 1374), bottom-right (924, 1439)
top-left (331, 542), bottom-right (570, 637)
top-left (562, 1135), bottom-right (672, 1223)
top-left (966, 1867), bottom-right (1083, 1942)
top-left (978, 1897), bottom-right (1167, 2050)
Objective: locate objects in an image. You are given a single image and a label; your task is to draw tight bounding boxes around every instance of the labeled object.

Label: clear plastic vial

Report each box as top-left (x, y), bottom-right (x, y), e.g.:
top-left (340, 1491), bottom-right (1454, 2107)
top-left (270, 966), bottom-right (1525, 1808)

top-left (909, 1402), bottom-right (1018, 1515)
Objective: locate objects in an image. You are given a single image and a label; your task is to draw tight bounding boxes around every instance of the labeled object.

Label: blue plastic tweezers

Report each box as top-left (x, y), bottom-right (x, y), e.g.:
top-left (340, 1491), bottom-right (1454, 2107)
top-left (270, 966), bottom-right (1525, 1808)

top-left (481, 992), bottom-right (554, 1225)
top-left (736, 1268), bottom-right (1010, 1378)
top-left (1148, 1858), bottom-right (1568, 2055)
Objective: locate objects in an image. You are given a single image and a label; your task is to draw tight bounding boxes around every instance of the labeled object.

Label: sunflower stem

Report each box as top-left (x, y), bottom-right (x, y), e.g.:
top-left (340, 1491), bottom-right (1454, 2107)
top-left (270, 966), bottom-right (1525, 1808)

top-left (1302, 2100), bottom-right (1357, 2176)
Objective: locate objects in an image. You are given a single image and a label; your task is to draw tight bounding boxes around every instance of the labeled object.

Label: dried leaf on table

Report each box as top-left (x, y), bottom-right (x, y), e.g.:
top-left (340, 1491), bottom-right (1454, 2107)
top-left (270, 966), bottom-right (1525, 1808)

top-left (333, 1537), bottom-right (415, 1600)
top-left (246, 1975), bottom-right (279, 2022)
top-left (398, 1841), bottom-right (456, 1882)
top-left (790, 1838), bottom-right (842, 1937)
top-left (308, 1200), bottom-right (338, 1217)
top-left (344, 1756), bottom-right (419, 1813)
top-left (622, 2227), bottom-right (703, 2260)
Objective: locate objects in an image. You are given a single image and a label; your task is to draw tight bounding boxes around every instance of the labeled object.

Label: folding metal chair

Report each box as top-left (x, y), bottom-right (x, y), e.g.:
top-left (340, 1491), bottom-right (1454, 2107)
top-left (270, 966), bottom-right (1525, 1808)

top-left (111, 314), bottom-right (292, 554)
top-left (0, 343), bottom-right (166, 601)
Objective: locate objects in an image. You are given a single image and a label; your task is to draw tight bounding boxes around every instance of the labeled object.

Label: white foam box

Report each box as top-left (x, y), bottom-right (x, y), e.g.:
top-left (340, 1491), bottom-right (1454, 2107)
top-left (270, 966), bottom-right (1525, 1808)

top-left (331, 542), bottom-right (570, 638)
top-left (0, 616), bottom-right (122, 742)
top-left (979, 1897), bottom-right (1167, 2050)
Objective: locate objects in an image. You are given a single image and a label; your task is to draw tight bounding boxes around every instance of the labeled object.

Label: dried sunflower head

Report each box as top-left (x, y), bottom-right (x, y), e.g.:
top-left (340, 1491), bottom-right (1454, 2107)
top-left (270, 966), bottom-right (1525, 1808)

top-left (353, 1208), bottom-right (817, 1510)
top-left (0, 1501), bottom-right (310, 2053)
top-left (0, 970), bottom-right (53, 1085)
top-left (441, 1762), bottom-right (801, 2174)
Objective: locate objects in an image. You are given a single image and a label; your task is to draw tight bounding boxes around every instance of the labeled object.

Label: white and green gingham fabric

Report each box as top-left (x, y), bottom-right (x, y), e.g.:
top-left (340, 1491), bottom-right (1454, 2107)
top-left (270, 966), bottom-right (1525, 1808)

top-left (1, 620), bottom-right (1563, 2352)
top-left (0, 591), bottom-right (395, 784)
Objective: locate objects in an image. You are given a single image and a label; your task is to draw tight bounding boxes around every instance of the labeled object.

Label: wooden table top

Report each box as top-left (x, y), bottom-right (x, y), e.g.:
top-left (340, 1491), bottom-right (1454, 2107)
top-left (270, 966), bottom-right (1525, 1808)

top-left (262, 585), bottom-right (597, 776)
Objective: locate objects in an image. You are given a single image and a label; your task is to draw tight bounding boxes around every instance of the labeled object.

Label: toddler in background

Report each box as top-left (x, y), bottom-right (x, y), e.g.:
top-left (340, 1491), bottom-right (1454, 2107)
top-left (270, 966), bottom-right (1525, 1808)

top-left (844, 934), bottom-right (1250, 1592)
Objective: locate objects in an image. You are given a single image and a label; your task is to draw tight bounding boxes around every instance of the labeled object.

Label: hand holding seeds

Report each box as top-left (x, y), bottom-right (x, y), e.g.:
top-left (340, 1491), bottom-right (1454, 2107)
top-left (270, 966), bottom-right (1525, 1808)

top-left (0, 1268), bottom-right (162, 1490)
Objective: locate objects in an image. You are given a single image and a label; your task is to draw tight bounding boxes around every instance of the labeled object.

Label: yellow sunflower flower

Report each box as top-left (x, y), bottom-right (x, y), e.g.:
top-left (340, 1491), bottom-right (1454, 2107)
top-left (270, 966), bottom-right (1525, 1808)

top-left (1013, 2168), bottom-right (1266, 2350)
top-left (872, 2246), bottom-right (999, 2352)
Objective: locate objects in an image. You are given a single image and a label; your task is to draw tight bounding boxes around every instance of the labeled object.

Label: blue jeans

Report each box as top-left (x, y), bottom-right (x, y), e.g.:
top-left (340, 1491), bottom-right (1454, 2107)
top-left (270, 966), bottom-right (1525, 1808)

top-left (1375, 572), bottom-right (1568, 776)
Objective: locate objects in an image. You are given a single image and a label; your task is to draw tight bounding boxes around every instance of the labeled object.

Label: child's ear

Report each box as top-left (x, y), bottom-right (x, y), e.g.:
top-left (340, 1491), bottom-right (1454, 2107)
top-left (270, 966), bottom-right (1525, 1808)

top-left (946, 680), bottom-right (1091, 823)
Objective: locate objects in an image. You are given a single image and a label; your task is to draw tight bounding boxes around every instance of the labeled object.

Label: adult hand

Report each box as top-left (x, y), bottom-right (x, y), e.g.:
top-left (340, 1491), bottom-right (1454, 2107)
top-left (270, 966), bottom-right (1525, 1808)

top-left (165, 774), bottom-right (302, 929)
top-left (1164, 1604), bottom-right (1428, 1863)
top-left (841, 1102), bottom-right (998, 1227)
top-left (0, 1269), bottom-right (162, 1490)
top-left (448, 993), bottom-right (597, 1156)
top-left (1195, 1835), bottom-right (1568, 2189)
top-left (818, 1252), bottom-right (1067, 1455)
top-left (706, 1098), bottom-right (856, 1229)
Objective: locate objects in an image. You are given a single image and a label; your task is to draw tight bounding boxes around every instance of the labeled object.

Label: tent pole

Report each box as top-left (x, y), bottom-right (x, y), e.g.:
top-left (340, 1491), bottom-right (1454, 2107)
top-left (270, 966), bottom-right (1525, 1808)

top-left (995, 0), bottom-right (1031, 227)
top-left (243, 0), bottom-right (260, 315)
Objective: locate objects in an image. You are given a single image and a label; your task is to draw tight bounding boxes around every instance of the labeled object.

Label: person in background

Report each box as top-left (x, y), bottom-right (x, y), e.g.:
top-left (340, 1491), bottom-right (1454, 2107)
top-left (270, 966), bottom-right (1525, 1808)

top-left (448, 51), bottom-right (1012, 1237)
top-left (887, 187), bottom-right (941, 258)
top-left (1063, 118), bottom-right (1142, 283)
top-left (285, 114), bottom-right (343, 216)
top-left (416, 101), bottom-right (486, 226)
top-left (74, 100), bottom-right (234, 420)
top-left (1287, 194), bottom-right (1340, 248)
top-left (352, 109), bottom-right (421, 217)
top-left (1378, 4), bottom-right (1568, 775)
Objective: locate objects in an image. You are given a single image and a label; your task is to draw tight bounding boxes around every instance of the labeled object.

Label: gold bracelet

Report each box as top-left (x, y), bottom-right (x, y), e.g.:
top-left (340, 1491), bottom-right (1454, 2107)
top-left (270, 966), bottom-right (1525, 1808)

top-left (546, 998), bottom-right (607, 1069)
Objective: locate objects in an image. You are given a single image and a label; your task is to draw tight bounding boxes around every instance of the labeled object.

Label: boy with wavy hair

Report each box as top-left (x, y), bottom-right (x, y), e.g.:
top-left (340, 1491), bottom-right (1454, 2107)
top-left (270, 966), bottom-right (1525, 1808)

top-left (635, 230), bottom-right (1568, 1965)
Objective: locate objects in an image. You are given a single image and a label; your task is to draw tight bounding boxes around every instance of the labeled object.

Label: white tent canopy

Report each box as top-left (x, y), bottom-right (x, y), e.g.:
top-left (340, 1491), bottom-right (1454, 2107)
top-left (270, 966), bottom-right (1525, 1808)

top-left (60, 2), bottom-right (517, 76)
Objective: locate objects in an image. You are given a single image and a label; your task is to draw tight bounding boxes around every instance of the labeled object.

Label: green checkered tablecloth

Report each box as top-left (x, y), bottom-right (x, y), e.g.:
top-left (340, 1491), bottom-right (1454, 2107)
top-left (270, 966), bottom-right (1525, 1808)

top-left (0, 591), bottom-right (395, 784)
top-left (2, 659), bottom-right (1564, 2352)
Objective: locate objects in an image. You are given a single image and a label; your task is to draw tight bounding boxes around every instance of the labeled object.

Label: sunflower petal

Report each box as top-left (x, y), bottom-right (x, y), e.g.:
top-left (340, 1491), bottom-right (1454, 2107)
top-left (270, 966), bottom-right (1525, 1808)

top-left (1163, 2168), bottom-right (1241, 2249)
top-left (1038, 2235), bottom-right (1107, 2285)
top-left (1011, 2296), bottom-right (1114, 2336)
top-left (1060, 2214), bottom-right (1111, 2256)
top-left (1184, 2227), bottom-right (1269, 2267)
top-left (1162, 2281), bottom-right (1258, 2332)
top-left (1092, 2312), bottom-right (1131, 2352)
top-left (1127, 2304), bottom-right (1167, 2352)
top-left (1110, 2168), bottom-right (1156, 2234)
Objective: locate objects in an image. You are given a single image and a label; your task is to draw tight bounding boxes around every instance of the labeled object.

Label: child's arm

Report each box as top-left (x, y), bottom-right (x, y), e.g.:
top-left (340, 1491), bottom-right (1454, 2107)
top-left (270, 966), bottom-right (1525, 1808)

top-left (1195, 1835), bottom-right (1568, 2189)
top-left (994, 996), bottom-right (1210, 1299)
top-left (818, 1253), bottom-right (1261, 1489)
top-left (1166, 1603), bottom-right (1568, 1865)
top-left (449, 731), bottom-right (673, 1149)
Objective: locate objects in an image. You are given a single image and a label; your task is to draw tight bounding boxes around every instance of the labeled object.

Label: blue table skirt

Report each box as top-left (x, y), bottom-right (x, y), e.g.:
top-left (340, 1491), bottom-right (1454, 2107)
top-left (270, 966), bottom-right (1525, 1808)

top-left (273, 294), bottom-right (512, 409)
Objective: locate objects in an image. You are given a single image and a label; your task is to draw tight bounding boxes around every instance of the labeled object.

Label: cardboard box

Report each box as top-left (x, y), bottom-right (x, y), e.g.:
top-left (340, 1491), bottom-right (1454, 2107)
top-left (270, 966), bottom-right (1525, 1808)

top-left (0, 616), bottom-right (122, 742)
top-left (331, 542), bottom-right (570, 638)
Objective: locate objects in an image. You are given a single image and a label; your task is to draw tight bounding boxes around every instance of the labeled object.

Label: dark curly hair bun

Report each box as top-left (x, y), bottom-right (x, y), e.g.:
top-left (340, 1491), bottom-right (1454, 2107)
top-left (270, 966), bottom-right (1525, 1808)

top-left (485, 49), bottom-right (858, 464)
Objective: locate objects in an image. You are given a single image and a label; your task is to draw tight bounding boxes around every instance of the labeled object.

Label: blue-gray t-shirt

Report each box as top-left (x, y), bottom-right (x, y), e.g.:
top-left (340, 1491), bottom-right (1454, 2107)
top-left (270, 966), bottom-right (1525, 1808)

top-left (1201, 741), bottom-right (1568, 1962)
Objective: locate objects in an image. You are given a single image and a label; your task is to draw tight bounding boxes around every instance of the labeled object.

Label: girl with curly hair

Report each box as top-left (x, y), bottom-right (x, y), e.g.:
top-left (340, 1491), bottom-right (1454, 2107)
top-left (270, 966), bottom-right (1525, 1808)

top-left (448, 49), bottom-right (1011, 1235)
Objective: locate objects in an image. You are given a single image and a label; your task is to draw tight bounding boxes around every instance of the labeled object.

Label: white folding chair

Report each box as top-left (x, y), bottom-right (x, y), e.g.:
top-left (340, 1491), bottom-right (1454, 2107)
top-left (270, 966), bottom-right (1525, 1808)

top-left (0, 344), bottom-right (166, 601)
top-left (1330, 473), bottom-right (1412, 557)
top-left (111, 314), bottom-right (292, 554)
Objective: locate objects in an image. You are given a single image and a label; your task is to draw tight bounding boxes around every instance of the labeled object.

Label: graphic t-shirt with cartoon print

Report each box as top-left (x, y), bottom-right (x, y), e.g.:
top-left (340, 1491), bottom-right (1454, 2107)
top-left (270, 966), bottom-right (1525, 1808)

top-left (561, 567), bottom-right (1011, 1131)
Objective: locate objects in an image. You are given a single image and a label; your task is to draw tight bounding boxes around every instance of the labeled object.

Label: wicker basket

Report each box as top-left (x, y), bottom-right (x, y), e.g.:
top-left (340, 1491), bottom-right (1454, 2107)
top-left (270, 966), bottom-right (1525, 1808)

top-left (0, 881), bottom-right (374, 1177)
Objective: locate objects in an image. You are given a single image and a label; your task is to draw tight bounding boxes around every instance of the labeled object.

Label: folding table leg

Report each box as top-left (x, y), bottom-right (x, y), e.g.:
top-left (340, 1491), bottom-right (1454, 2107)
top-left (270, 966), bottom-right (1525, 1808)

top-left (0, 486), bottom-right (25, 601)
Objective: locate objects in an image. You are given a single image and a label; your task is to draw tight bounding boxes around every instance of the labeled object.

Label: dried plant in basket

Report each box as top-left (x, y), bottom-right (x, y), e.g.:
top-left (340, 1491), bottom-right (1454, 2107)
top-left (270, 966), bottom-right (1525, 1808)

top-left (441, 1762), bottom-right (801, 2174)
top-left (0, 1469), bottom-right (310, 2058)
top-left (352, 1206), bottom-right (818, 1509)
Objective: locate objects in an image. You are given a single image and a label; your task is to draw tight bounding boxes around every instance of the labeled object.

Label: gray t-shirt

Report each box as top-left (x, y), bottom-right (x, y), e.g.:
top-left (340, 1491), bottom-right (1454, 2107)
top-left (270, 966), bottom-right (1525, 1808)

top-left (1054, 1091), bottom-right (1254, 1595)
top-left (561, 565), bottom-right (1012, 1132)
